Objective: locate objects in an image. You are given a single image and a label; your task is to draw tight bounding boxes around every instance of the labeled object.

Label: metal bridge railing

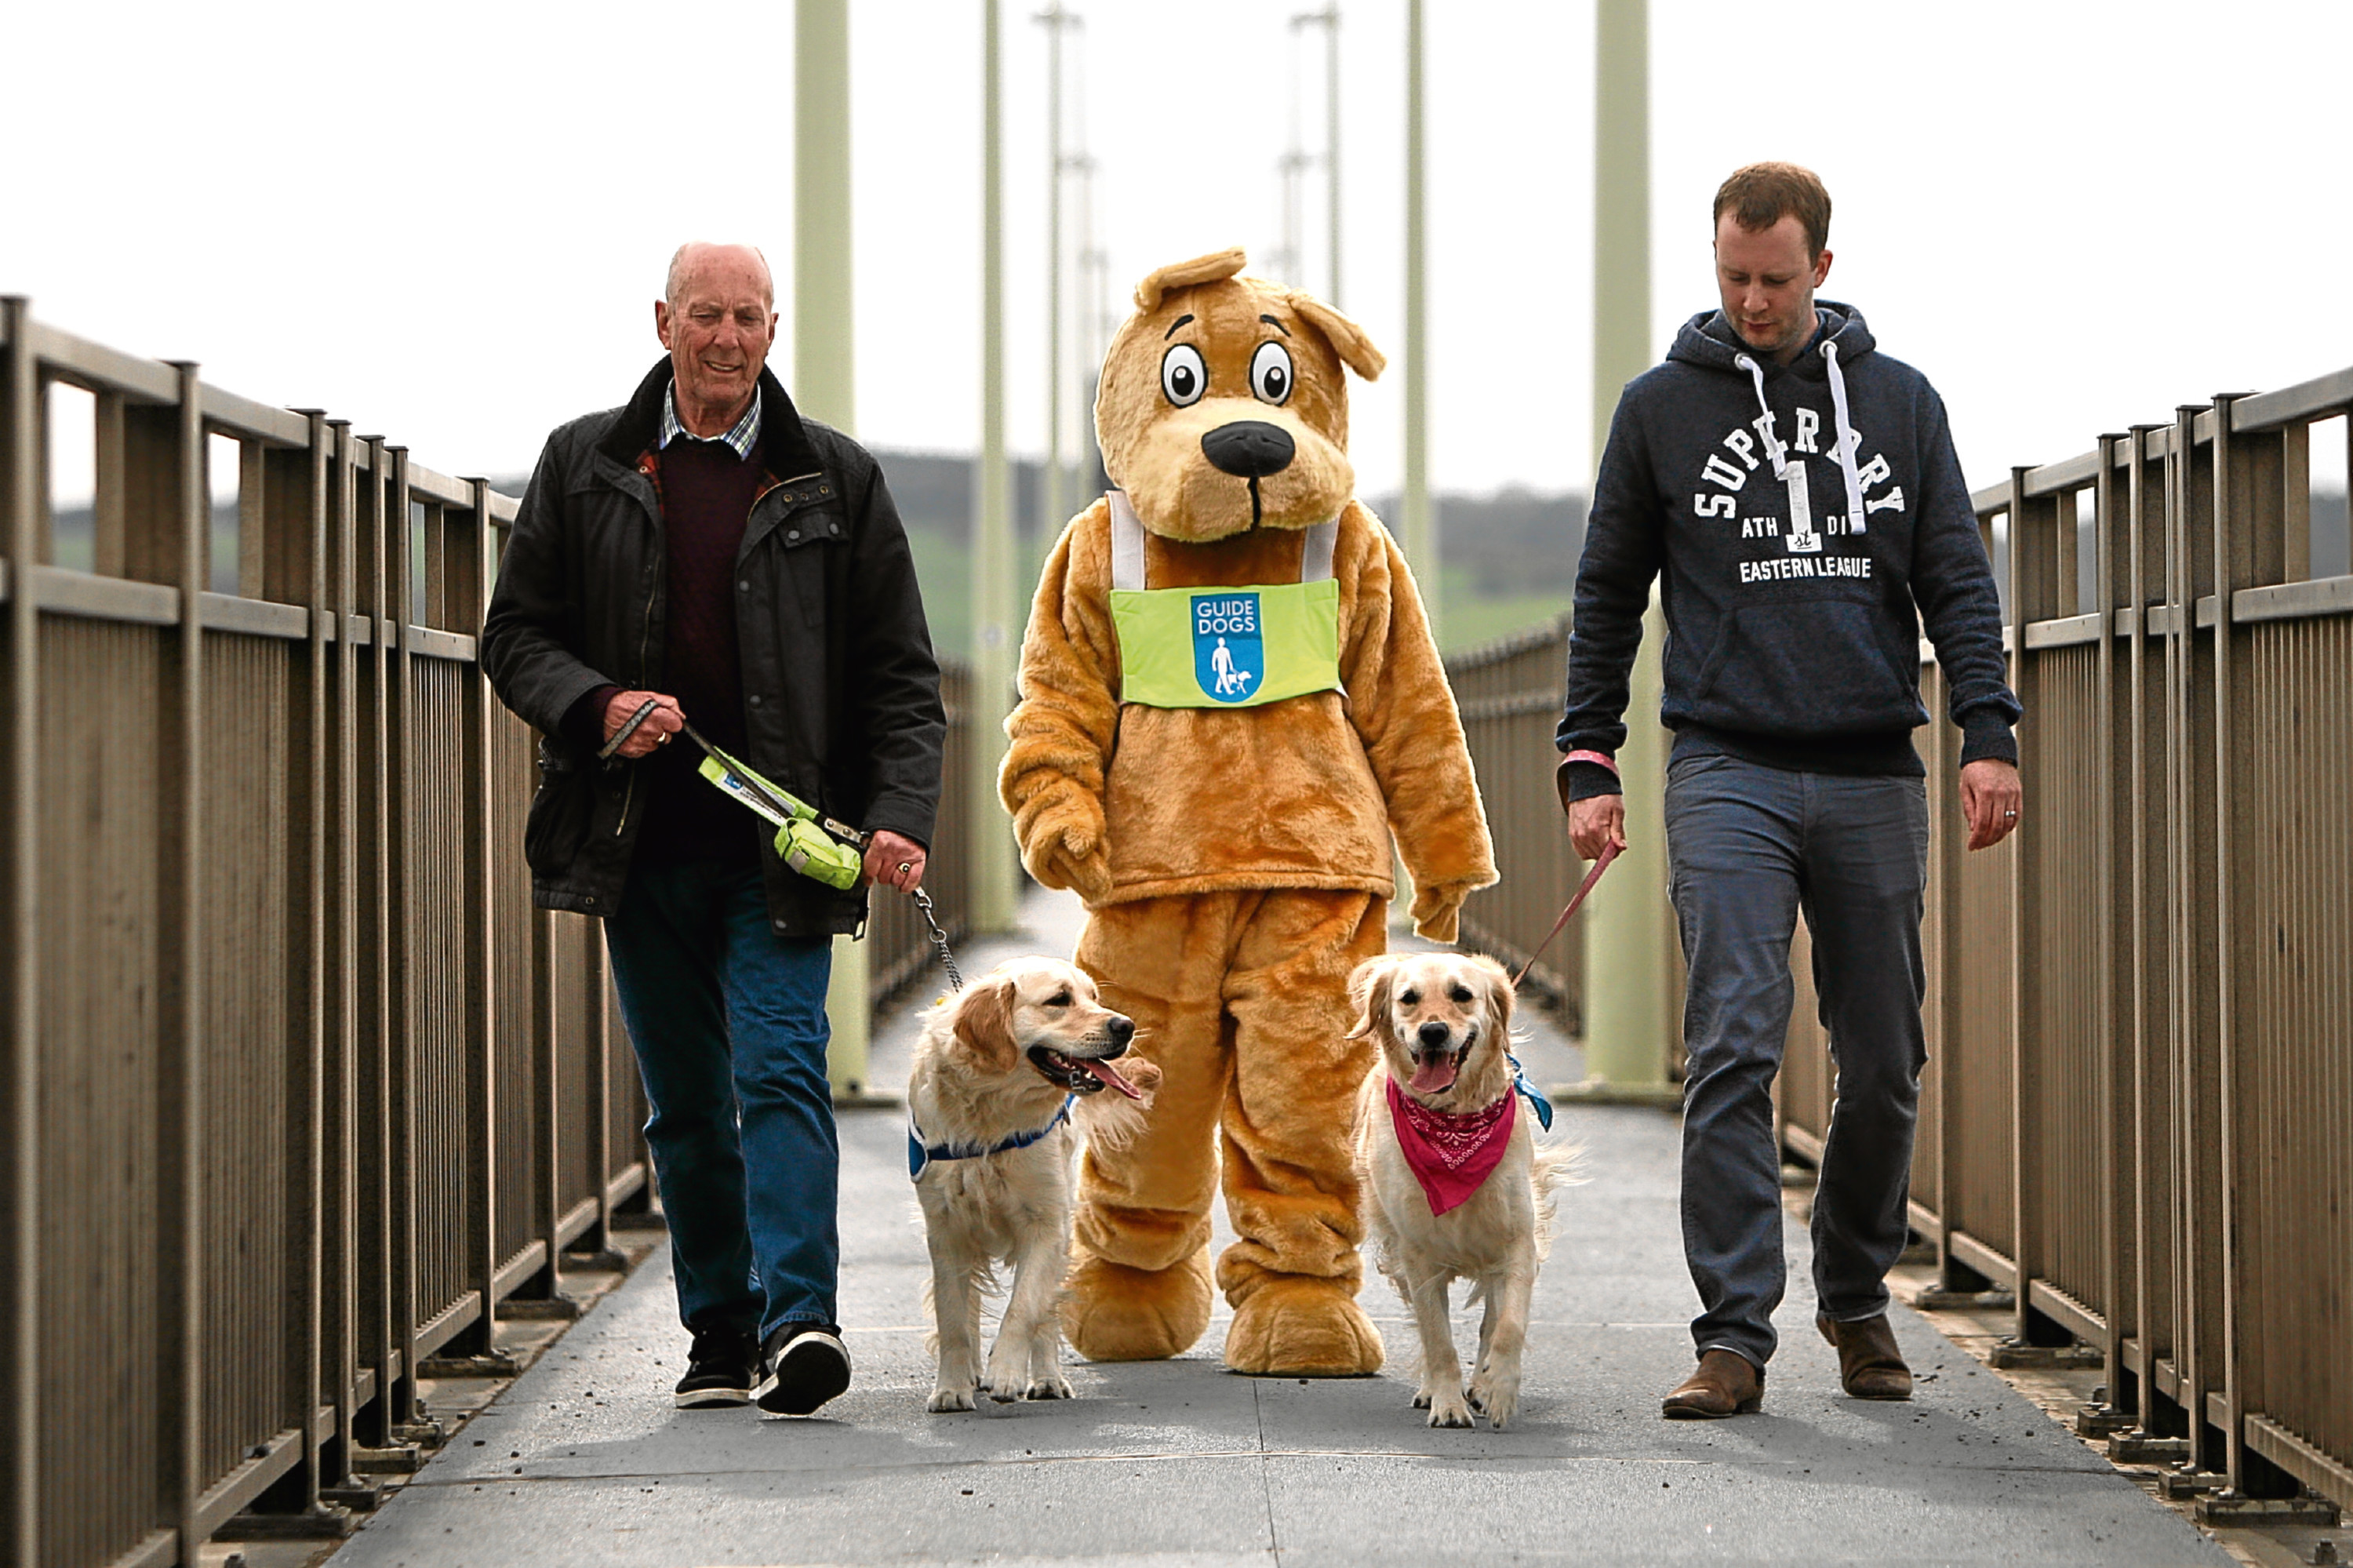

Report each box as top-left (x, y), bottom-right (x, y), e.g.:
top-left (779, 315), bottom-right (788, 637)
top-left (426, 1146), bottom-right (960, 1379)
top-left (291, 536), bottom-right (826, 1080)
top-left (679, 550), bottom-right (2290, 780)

top-left (0, 303), bottom-right (974, 1568)
top-left (1774, 372), bottom-right (2353, 1515)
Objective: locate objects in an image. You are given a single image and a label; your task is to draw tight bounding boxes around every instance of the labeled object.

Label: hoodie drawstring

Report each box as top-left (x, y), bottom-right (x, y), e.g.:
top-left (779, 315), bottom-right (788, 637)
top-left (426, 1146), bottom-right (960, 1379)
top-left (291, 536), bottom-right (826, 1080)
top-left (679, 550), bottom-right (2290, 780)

top-left (1733, 337), bottom-right (1871, 536)
top-left (1731, 353), bottom-right (1791, 480)
top-left (1821, 339), bottom-right (1868, 535)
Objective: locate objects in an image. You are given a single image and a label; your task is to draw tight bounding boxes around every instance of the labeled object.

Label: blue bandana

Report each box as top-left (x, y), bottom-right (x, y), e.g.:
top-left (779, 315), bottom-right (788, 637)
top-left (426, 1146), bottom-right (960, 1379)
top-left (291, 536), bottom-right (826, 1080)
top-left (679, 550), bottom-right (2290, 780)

top-left (1509, 1055), bottom-right (1555, 1131)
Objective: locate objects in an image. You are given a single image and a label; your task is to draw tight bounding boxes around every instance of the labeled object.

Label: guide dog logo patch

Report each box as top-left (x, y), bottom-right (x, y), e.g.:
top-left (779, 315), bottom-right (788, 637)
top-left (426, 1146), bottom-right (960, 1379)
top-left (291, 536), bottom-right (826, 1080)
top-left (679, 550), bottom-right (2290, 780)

top-left (1192, 592), bottom-right (1263, 703)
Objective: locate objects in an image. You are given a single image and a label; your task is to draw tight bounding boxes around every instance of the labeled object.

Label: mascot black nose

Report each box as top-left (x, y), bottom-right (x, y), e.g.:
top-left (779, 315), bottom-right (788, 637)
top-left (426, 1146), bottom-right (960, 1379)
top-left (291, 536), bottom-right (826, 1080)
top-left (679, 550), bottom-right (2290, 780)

top-left (1201, 420), bottom-right (1295, 478)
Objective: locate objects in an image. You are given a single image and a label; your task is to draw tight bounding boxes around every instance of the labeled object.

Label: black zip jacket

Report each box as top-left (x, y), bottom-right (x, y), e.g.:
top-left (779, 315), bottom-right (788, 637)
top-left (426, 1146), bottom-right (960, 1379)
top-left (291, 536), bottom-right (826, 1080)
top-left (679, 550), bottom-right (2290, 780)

top-left (1558, 303), bottom-right (2019, 800)
top-left (482, 358), bottom-right (945, 933)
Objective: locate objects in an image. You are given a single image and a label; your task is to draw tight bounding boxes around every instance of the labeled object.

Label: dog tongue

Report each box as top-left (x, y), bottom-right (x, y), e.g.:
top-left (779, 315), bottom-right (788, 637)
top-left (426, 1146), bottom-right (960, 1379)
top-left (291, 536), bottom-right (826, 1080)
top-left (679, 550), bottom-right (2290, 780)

top-left (1081, 1057), bottom-right (1144, 1101)
top-left (1409, 1055), bottom-right (1458, 1094)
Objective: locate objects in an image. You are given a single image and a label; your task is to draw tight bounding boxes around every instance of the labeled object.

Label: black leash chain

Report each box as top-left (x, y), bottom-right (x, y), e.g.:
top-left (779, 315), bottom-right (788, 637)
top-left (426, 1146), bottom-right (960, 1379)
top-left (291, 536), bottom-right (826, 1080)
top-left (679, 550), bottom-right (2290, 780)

top-left (911, 887), bottom-right (964, 992)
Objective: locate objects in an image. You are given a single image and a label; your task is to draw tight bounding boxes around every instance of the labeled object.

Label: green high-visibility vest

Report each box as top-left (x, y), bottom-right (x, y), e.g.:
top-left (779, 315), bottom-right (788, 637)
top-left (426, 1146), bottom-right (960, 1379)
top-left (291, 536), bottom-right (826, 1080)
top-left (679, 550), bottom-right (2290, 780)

top-left (1104, 491), bottom-right (1344, 709)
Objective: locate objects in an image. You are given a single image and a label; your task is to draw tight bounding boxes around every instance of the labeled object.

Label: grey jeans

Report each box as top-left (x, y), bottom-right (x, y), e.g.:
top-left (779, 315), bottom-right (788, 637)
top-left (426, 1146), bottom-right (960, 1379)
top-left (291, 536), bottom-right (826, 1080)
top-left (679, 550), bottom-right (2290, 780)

top-left (1663, 751), bottom-right (1930, 1369)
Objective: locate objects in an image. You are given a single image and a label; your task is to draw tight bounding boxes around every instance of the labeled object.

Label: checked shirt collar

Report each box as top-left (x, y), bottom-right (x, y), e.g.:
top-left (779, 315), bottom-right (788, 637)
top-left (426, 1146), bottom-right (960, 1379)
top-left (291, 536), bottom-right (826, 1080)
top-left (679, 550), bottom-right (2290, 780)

top-left (660, 380), bottom-right (762, 460)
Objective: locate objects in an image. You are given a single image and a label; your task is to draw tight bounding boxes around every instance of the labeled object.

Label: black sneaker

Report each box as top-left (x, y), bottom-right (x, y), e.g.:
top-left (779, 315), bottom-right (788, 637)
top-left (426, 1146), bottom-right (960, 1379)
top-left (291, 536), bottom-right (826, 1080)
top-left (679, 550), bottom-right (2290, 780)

top-left (674, 1322), bottom-right (763, 1410)
top-left (756, 1325), bottom-right (851, 1415)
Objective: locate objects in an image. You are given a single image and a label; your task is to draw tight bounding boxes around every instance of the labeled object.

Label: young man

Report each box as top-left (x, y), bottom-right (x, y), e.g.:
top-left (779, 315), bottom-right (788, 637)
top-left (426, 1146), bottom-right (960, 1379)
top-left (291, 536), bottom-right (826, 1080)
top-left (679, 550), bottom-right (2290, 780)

top-left (1558, 163), bottom-right (2022, 1418)
top-left (482, 243), bottom-right (944, 1417)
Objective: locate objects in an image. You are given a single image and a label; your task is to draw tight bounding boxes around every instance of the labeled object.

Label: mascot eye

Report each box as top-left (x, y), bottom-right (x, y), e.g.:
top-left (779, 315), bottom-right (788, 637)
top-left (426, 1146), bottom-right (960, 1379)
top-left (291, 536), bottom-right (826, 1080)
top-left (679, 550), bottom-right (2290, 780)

top-left (1249, 340), bottom-right (1294, 405)
top-left (1161, 343), bottom-right (1207, 407)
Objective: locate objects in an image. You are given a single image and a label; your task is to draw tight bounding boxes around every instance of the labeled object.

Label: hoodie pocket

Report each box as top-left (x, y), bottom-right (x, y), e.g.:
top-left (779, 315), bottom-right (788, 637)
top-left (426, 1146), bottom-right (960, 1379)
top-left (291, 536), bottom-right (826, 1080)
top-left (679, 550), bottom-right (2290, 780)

top-left (1688, 598), bottom-right (1923, 736)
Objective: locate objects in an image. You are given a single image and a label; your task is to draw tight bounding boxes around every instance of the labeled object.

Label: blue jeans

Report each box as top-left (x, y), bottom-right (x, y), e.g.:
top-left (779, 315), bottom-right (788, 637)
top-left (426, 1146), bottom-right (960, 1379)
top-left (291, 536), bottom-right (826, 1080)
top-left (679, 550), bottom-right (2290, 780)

top-left (1664, 751), bottom-right (1929, 1370)
top-left (606, 857), bottom-right (838, 1344)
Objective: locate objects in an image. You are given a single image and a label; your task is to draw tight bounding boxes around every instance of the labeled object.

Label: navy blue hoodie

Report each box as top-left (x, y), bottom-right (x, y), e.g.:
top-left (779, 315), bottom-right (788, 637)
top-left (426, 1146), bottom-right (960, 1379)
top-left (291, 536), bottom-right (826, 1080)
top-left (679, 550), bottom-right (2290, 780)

top-left (1558, 302), bottom-right (2018, 799)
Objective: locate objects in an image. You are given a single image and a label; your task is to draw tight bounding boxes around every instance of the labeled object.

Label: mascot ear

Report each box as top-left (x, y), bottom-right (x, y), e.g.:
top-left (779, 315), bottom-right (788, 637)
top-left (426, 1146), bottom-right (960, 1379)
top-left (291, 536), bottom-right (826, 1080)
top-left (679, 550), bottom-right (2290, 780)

top-left (1291, 294), bottom-right (1386, 383)
top-left (1134, 247), bottom-right (1249, 312)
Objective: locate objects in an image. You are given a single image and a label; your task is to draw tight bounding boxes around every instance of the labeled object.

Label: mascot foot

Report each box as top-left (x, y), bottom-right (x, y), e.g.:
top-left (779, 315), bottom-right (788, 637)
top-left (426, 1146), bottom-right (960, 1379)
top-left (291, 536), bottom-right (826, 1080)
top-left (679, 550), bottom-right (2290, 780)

top-left (1061, 1249), bottom-right (1213, 1362)
top-left (1224, 1277), bottom-right (1384, 1377)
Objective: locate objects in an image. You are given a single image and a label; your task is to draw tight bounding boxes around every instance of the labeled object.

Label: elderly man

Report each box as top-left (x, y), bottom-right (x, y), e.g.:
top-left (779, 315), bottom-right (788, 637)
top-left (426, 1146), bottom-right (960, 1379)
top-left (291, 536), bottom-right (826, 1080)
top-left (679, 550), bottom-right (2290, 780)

top-left (1558, 164), bottom-right (2020, 1418)
top-left (483, 242), bottom-right (944, 1417)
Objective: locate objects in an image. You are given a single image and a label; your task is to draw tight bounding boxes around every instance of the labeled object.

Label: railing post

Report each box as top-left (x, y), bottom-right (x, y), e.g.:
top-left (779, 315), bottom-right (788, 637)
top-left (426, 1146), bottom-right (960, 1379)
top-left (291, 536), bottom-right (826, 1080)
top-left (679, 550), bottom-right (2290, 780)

top-left (2093, 431), bottom-right (2133, 1420)
top-left (380, 444), bottom-right (424, 1428)
top-left (2122, 421), bottom-right (2173, 1433)
top-left (350, 434), bottom-right (395, 1452)
top-left (135, 358), bottom-right (209, 1559)
top-left (584, 926), bottom-right (618, 1255)
top-left (270, 410), bottom-right (333, 1506)
top-left (2166, 401), bottom-right (2228, 1472)
top-left (1926, 649), bottom-right (1963, 1286)
top-left (2209, 390), bottom-right (2284, 1501)
top-left (0, 297), bottom-right (42, 1568)
top-left (527, 890), bottom-right (561, 1292)
top-left (321, 419), bottom-right (362, 1484)
top-left (2004, 467), bottom-right (2061, 1351)
top-left (460, 463), bottom-right (502, 1356)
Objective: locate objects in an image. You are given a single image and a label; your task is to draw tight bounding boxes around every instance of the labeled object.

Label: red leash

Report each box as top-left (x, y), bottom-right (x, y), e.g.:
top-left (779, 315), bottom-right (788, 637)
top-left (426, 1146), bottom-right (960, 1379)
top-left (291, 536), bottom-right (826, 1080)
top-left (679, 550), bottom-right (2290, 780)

top-left (1511, 839), bottom-right (1621, 988)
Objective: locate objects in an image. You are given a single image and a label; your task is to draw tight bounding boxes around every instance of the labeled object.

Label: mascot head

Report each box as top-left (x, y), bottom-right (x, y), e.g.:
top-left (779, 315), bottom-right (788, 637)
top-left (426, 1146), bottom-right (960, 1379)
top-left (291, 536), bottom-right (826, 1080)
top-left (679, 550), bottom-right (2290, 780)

top-left (1094, 247), bottom-right (1385, 543)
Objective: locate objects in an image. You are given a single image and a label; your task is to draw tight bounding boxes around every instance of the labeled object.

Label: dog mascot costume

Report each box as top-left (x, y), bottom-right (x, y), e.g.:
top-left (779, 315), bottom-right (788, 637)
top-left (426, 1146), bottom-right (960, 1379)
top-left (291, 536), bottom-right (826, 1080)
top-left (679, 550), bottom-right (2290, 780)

top-left (1000, 249), bottom-right (1496, 1376)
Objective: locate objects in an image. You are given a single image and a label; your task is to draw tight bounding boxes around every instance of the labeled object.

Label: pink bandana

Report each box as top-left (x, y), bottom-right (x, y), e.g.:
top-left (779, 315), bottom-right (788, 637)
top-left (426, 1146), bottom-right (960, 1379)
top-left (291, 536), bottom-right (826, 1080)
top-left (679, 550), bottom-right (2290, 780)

top-left (1386, 1077), bottom-right (1517, 1216)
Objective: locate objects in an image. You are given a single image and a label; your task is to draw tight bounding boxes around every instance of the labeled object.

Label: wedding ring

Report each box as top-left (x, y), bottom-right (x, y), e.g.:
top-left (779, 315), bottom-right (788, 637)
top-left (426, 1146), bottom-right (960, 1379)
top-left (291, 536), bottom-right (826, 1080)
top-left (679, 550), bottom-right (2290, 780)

top-left (897, 861), bottom-right (914, 874)
top-left (2003, 809), bottom-right (2017, 817)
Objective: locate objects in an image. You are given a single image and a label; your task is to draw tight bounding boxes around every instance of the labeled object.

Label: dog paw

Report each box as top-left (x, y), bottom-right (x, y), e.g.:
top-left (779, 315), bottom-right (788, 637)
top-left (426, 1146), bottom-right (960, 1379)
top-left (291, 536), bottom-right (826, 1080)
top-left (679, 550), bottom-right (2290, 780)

top-left (1025, 1374), bottom-right (1075, 1401)
top-left (985, 1354), bottom-right (1032, 1402)
top-left (1469, 1373), bottom-right (1521, 1431)
top-left (927, 1386), bottom-right (978, 1413)
top-left (1410, 1389), bottom-right (1434, 1410)
top-left (1427, 1393), bottom-right (1477, 1429)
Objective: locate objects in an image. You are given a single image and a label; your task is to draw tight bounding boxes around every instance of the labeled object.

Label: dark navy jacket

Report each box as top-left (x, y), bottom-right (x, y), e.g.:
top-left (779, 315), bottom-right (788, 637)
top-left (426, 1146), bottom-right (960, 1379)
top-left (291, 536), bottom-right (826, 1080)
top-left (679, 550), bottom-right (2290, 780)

top-left (1558, 302), bottom-right (2018, 799)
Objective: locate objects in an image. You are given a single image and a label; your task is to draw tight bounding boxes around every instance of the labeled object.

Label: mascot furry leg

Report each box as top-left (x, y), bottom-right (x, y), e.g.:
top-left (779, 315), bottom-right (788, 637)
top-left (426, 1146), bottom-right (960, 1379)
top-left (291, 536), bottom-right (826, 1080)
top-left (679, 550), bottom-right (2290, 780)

top-left (1064, 891), bottom-right (1387, 1374)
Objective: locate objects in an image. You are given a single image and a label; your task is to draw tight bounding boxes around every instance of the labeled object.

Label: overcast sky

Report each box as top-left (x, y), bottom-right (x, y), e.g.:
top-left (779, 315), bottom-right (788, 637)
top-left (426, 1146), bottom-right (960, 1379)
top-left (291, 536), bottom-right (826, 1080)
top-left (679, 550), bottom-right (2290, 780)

top-left (9, 0), bottom-right (2351, 507)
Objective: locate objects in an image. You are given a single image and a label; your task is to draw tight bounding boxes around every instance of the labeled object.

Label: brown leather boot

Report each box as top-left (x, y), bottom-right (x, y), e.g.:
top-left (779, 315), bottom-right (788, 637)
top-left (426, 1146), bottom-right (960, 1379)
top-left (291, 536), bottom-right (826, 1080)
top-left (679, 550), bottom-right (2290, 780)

top-left (1817, 1312), bottom-right (1913, 1399)
top-left (1661, 1348), bottom-right (1765, 1418)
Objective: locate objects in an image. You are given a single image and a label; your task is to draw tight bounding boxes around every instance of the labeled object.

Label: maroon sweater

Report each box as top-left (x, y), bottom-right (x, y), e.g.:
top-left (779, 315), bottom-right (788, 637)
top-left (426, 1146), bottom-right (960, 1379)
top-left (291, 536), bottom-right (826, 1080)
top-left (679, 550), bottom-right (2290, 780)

top-left (570, 434), bottom-right (770, 864)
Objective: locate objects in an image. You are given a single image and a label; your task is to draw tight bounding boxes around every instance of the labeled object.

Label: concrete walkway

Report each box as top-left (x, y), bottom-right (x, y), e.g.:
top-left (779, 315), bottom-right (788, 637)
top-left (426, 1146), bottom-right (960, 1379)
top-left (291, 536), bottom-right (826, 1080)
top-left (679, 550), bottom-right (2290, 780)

top-left (326, 889), bottom-right (2230, 1567)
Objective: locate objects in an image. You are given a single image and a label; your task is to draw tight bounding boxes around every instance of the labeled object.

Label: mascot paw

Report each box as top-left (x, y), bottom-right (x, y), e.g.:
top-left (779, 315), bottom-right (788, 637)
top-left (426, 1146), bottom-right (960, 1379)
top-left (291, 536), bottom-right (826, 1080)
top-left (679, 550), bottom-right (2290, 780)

top-left (1014, 788), bottom-right (1107, 893)
top-left (1060, 1249), bottom-right (1213, 1362)
top-left (1409, 881), bottom-right (1478, 944)
top-left (1223, 1279), bottom-right (1384, 1377)
top-left (1046, 842), bottom-right (1114, 904)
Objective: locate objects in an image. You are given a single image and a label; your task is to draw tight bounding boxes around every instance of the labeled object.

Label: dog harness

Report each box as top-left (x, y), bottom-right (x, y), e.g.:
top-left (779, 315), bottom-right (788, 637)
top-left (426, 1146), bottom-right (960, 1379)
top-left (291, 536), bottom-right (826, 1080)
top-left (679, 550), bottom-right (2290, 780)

top-left (1104, 489), bottom-right (1344, 709)
top-left (907, 1097), bottom-right (1075, 1181)
top-left (1385, 1057), bottom-right (1555, 1217)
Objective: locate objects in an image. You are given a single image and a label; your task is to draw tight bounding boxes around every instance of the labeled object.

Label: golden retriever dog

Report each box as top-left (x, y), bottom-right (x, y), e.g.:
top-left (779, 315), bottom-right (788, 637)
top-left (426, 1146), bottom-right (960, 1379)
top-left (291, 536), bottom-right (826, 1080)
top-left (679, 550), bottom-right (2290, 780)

top-left (1349, 951), bottom-right (1576, 1430)
top-left (908, 959), bottom-right (1159, 1412)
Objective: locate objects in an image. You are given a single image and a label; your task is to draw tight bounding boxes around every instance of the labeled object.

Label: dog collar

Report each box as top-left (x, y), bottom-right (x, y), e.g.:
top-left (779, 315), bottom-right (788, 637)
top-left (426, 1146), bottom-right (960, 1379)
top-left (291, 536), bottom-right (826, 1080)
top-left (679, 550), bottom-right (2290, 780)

top-left (907, 1097), bottom-right (1075, 1181)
